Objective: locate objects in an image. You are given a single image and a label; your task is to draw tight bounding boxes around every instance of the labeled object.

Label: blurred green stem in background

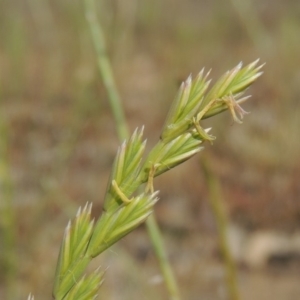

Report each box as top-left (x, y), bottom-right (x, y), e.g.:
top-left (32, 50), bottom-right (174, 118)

top-left (146, 214), bottom-right (181, 300)
top-left (229, 0), bottom-right (272, 54)
top-left (201, 156), bottom-right (240, 300)
top-left (83, 0), bottom-right (181, 299)
top-left (0, 109), bottom-right (17, 300)
top-left (84, 0), bottom-right (129, 141)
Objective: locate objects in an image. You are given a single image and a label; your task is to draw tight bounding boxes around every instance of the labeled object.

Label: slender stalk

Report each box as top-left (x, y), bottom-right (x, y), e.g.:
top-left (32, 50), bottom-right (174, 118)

top-left (200, 157), bottom-right (240, 300)
top-left (0, 112), bottom-right (17, 300)
top-left (146, 215), bottom-right (180, 300)
top-left (84, 0), bottom-right (128, 141)
top-left (83, 1), bottom-right (181, 299)
top-left (229, 0), bottom-right (271, 53)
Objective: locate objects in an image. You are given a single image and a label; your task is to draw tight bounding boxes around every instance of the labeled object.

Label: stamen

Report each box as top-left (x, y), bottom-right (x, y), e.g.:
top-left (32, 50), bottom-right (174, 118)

top-left (111, 180), bottom-right (133, 205)
top-left (222, 94), bottom-right (249, 123)
top-left (145, 163), bottom-right (160, 194)
top-left (193, 117), bottom-right (216, 144)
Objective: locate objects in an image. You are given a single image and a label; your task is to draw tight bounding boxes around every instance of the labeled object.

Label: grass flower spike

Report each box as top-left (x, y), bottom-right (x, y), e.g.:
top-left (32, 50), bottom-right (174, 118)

top-left (53, 203), bottom-right (95, 299)
top-left (103, 127), bottom-right (147, 212)
top-left (161, 70), bottom-right (211, 143)
top-left (52, 60), bottom-right (263, 299)
top-left (87, 191), bottom-right (159, 257)
top-left (200, 59), bottom-right (264, 119)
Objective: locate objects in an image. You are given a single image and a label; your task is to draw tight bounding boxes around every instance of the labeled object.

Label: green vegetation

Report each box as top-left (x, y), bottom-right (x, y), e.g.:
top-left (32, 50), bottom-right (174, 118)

top-left (52, 60), bottom-right (262, 299)
top-left (0, 1), bottom-right (299, 299)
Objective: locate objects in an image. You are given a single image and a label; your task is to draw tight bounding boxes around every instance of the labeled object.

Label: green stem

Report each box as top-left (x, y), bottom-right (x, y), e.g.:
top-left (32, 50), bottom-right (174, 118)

top-left (229, 0), bottom-right (272, 54)
top-left (201, 157), bottom-right (240, 300)
top-left (83, 1), bottom-right (180, 299)
top-left (84, 0), bottom-right (128, 141)
top-left (0, 113), bottom-right (17, 300)
top-left (146, 214), bottom-right (181, 300)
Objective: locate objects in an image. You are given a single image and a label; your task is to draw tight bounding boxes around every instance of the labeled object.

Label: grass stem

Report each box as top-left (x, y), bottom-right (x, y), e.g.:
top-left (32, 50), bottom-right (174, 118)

top-left (229, 0), bottom-right (271, 53)
top-left (84, 0), bottom-right (129, 141)
top-left (201, 157), bottom-right (240, 300)
top-left (146, 214), bottom-right (181, 300)
top-left (0, 112), bottom-right (17, 300)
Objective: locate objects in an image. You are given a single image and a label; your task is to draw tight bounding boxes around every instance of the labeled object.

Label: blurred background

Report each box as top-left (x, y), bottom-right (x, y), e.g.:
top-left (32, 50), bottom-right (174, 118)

top-left (0, 0), bottom-right (300, 299)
